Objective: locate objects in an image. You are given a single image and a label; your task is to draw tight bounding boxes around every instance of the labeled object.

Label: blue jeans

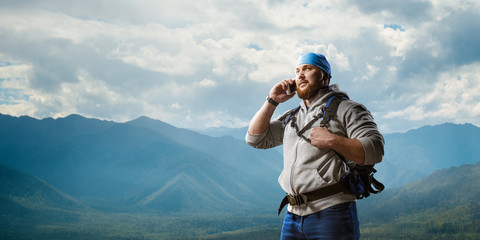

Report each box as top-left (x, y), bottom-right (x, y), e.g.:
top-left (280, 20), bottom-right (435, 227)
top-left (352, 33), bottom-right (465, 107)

top-left (280, 202), bottom-right (360, 240)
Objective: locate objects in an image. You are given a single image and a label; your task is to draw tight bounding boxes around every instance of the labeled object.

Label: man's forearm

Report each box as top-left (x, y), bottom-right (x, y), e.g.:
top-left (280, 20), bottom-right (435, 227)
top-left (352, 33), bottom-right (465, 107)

top-left (248, 79), bottom-right (296, 135)
top-left (310, 127), bottom-right (366, 164)
top-left (329, 136), bottom-right (365, 165)
top-left (247, 100), bottom-right (277, 135)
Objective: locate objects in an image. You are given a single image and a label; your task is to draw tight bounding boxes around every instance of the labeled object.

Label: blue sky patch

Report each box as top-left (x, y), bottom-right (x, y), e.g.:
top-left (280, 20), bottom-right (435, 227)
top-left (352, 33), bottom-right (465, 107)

top-left (0, 88), bottom-right (29, 105)
top-left (384, 24), bottom-right (405, 31)
top-left (247, 43), bottom-right (262, 51)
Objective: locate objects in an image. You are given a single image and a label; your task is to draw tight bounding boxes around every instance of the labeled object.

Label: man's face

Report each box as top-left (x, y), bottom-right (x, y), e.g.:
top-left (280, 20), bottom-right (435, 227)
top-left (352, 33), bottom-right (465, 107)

top-left (295, 64), bottom-right (329, 100)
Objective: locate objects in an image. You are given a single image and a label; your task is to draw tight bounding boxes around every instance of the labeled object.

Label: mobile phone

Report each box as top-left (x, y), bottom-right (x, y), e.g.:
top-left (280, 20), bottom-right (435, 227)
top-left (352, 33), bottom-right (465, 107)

top-left (286, 80), bottom-right (296, 95)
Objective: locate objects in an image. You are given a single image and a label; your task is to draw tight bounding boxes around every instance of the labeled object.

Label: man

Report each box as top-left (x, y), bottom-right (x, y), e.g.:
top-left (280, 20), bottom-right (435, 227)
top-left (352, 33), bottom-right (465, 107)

top-left (245, 53), bottom-right (384, 239)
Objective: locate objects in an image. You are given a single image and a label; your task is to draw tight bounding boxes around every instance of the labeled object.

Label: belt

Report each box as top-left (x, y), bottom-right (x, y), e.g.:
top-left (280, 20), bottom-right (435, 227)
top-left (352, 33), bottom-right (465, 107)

top-left (278, 180), bottom-right (350, 215)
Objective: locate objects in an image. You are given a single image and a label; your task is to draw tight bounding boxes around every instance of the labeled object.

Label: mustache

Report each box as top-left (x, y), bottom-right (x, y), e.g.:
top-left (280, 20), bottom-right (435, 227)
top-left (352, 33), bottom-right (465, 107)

top-left (297, 80), bottom-right (308, 85)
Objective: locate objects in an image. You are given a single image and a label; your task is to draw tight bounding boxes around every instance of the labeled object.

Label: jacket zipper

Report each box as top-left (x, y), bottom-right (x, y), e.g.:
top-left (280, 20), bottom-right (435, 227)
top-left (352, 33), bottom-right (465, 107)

top-left (290, 139), bottom-right (300, 194)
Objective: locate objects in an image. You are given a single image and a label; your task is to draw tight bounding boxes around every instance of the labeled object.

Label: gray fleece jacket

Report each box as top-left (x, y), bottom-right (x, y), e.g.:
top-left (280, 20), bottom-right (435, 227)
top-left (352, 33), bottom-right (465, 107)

top-left (245, 84), bottom-right (384, 216)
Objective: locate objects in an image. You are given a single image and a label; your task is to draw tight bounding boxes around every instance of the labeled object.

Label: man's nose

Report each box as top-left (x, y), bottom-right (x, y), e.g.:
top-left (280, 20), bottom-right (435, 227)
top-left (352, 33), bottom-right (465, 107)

top-left (297, 71), bottom-right (305, 78)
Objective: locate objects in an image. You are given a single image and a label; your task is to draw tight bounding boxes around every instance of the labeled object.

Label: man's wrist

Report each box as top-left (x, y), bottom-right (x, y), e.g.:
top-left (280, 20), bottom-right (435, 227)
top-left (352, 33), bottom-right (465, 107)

top-left (266, 96), bottom-right (279, 106)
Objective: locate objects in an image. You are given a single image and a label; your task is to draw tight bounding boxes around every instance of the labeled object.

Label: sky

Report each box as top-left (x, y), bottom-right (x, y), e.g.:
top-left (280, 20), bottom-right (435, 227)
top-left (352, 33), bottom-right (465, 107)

top-left (1, 0), bottom-right (479, 134)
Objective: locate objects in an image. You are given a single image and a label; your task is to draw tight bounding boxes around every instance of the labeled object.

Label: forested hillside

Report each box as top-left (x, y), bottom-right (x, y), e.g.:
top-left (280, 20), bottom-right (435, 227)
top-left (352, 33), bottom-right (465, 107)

top-left (359, 161), bottom-right (480, 239)
top-left (1, 113), bottom-right (479, 239)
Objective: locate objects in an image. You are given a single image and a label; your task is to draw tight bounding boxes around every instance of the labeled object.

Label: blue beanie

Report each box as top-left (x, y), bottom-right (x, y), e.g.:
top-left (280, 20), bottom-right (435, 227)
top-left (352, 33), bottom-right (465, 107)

top-left (296, 53), bottom-right (332, 78)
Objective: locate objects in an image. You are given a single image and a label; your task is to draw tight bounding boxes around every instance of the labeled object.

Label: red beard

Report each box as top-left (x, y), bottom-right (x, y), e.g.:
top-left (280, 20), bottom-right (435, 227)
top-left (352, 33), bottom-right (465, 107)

top-left (297, 81), bottom-right (322, 100)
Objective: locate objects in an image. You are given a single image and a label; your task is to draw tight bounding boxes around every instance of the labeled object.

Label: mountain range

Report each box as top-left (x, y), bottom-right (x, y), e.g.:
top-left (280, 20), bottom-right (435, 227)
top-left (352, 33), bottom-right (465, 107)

top-left (1, 113), bottom-right (479, 239)
top-left (377, 122), bottom-right (480, 188)
top-left (0, 113), bottom-right (283, 213)
top-left (1, 113), bottom-right (479, 214)
top-left (359, 160), bottom-right (480, 223)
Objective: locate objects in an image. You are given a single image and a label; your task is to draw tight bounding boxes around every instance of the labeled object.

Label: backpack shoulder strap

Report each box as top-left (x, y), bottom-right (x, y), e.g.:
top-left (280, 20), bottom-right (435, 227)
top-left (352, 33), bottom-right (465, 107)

top-left (283, 94), bottom-right (349, 144)
top-left (280, 106), bottom-right (301, 125)
top-left (320, 94), bottom-right (348, 127)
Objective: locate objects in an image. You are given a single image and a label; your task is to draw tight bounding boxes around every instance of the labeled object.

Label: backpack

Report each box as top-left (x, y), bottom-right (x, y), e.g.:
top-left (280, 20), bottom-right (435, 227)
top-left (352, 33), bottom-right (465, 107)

top-left (282, 94), bottom-right (384, 199)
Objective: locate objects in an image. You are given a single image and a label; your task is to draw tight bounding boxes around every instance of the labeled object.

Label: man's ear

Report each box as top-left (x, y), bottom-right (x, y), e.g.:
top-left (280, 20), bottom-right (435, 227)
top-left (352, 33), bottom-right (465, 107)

top-left (322, 70), bottom-right (330, 84)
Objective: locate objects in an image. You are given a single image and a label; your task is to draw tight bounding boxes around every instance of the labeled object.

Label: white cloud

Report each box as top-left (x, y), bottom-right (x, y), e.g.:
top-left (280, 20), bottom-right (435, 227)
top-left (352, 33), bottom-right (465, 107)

top-left (382, 62), bottom-right (480, 127)
top-left (197, 79), bottom-right (216, 87)
top-left (0, 62), bottom-right (32, 88)
top-left (195, 110), bottom-right (250, 129)
top-left (0, 61), bottom-right (33, 114)
top-left (171, 103), bottom-right (182, 109)
top-left (379, 25), bottom-right (415, 59)
top-left (1, 0), bottom-right (479, 132)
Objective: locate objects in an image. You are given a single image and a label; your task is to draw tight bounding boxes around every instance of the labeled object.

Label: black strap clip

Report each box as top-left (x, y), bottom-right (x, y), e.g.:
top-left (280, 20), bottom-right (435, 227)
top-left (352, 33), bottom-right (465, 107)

top-left (278, 194), bottom-right (307, 215)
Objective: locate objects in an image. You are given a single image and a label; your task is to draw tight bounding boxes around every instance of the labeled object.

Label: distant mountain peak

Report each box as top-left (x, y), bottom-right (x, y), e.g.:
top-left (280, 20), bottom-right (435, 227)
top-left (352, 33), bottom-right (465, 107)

top-left (129, 115), bottom-right (170, 125)
top-left (132, 115), bottom-right (154, 121)
top-left (64, 113), bottom-right (85, 119)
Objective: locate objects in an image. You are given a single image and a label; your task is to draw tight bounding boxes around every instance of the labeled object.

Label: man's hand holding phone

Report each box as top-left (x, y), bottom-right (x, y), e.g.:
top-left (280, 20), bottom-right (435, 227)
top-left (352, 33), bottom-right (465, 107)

top-left (268, 78), bottom-right (297, 105)
top-left (286, 79), bottom-right (296, 95)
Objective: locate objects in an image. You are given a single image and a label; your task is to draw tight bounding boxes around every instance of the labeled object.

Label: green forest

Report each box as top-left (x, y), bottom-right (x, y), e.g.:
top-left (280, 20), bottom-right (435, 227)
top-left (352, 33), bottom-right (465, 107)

top-left (1, 211), bottom-right (281, 240)
top-left (5, 161), bottom-right (480, 239)
top-left (2, 206), bottom-right (480, 240)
